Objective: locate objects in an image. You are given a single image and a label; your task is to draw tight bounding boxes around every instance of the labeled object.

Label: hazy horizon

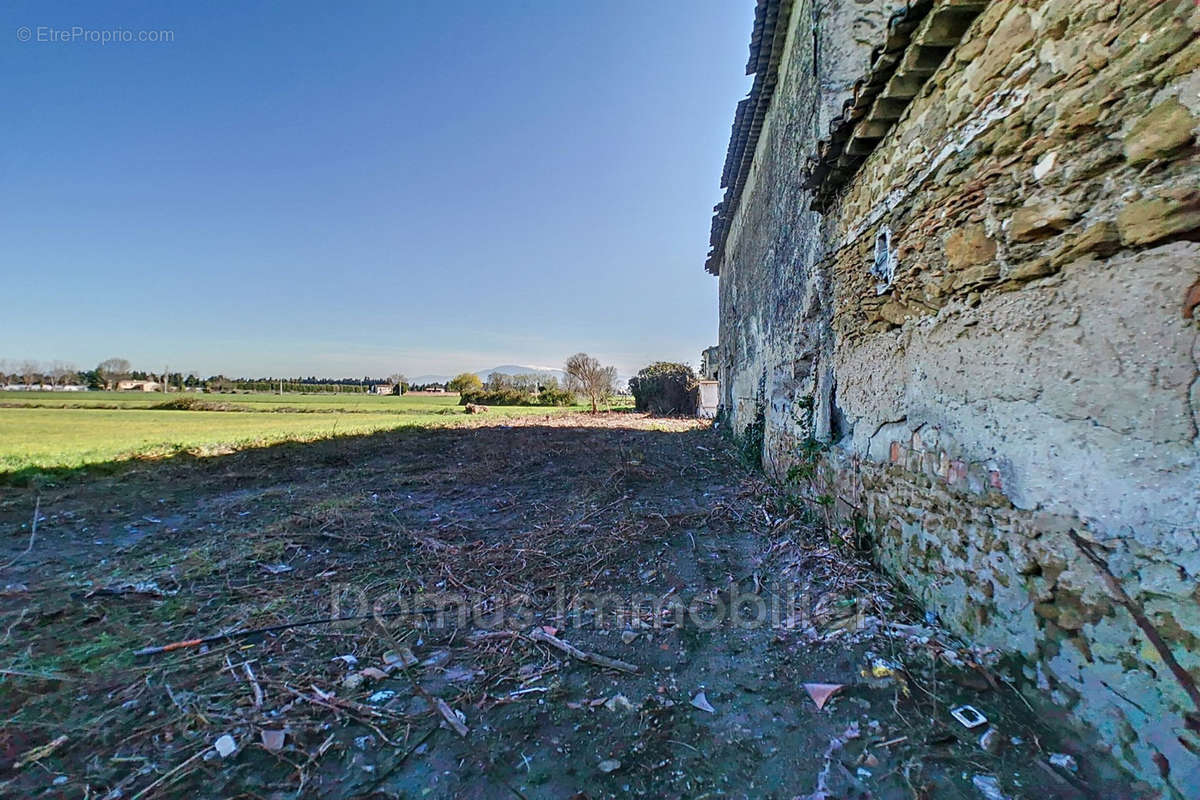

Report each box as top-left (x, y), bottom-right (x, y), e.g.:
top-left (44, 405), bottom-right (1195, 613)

top-left (2, 353), bottom-right (641, 381)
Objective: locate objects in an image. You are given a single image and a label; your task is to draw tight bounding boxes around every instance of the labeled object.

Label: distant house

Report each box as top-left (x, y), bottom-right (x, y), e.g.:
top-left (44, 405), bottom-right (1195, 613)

top-left (372, 384), bottom-right (400, 395)
top-left (700, 346), bottom-right (719, 381)
top-left (116, 380), bottom-right (161, 392)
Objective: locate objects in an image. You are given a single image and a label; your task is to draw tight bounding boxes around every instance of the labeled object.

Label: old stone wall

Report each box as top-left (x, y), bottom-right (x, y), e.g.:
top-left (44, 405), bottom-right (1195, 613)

top-left (714, 0), bottom-right (1200, 790)
top-left (718, 0), bottom-right (907, 455)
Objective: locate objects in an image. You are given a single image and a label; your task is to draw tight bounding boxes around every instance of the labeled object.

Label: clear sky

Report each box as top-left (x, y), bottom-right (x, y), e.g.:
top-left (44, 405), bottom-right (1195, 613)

top-left (3, 1), bottom-right (751, 379)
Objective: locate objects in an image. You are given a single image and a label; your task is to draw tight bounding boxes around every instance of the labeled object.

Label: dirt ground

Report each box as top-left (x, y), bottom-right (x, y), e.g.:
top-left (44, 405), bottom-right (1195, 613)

top-left (0, 414), bottom-right (1135, 798)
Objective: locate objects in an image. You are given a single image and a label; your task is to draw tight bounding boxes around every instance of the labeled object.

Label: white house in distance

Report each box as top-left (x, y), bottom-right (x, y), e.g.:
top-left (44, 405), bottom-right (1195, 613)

top-left (116, 380), bottom-right (161, 392)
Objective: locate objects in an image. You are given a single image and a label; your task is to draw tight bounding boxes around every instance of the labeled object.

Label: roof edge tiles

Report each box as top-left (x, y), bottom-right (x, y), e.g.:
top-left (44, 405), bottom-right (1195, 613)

top-left (704, 0), bottom-right (989, 275)
top-left (705, 0), bottom-right (794, 276)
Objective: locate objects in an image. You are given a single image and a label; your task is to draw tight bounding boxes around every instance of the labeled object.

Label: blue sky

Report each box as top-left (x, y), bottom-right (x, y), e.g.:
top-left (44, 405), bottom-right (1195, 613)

top-left (3, 1), bottom-right (751, 378)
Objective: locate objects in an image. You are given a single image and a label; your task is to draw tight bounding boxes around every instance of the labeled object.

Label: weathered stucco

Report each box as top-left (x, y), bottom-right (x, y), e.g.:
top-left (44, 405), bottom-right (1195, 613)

top-left (713, 0), bottom-right (1200, 791)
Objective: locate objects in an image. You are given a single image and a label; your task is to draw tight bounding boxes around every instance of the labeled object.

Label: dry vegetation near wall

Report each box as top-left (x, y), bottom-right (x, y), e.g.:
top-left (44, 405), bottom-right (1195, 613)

top-left (714, 0), bottom-right (1200, 791)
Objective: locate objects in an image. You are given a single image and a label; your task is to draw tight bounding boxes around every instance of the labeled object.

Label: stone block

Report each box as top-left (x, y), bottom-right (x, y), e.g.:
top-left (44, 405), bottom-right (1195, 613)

top-left (881, 70), bottom-right (927, 100)
top-left (854, 117), bottom-right (892, 139)
top-left (1010, 200), bottom-right (1077, 242)
top-left (869, 95), bottom-right (909, 121)
top-left (902, 45), bottom-right (953, 76)
top-left (952, 261), bottom-right (1001, 290)
top-left (1058, 220), bottom-right (1121, 262)
top-left (1123, 98), bottom-right (1197, 164)
top-left (1003, 257), bottom-right (1056, 285)
top-left (968, 9), bottom-right (1034, 92)
top-left (944, 224), bottom-right (997, 268)
top-left (916, 5), bottom-right (984, 48)
top-left (878, 300), bottom-right (917, 326)
top-left (1062, 103), bottom-right (1101, 132)
top-left (1153, 38), bottom-right (1200, 86)
top-left (1117, 189), bottom-right (1200, 246)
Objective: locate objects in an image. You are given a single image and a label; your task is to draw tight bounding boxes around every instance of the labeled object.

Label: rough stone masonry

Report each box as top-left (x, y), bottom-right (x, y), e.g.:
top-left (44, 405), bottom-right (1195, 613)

top-left (706, 0), bottom-right (1200, 792)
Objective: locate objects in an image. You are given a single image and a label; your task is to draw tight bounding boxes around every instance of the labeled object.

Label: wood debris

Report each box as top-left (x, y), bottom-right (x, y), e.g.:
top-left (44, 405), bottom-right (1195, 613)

top-left (529, 628), bottom-right (638, 673)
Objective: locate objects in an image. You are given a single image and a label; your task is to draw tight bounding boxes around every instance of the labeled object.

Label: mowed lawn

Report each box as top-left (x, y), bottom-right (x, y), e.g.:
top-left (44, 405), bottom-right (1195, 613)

top-left (0, 392), bottom-right (618, 478)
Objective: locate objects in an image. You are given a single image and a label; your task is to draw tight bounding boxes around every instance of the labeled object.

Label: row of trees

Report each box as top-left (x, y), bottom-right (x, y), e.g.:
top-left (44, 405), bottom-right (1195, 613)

top-left (448, 353), bottom-right (620, 412)
top-left (0, 358), bottom-right (417, 393)
top-left (3, 356), bottom-right (679, 415)
top-left (0, 359), bottom-right (85, 387)
top-left (0, 358), bottom-right (150, 390)
top-left (455, 370), bottom-right (575, 407)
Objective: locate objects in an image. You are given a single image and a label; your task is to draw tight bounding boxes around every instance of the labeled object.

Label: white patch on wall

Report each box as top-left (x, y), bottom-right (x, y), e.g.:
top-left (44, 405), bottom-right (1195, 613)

top-left (871, 226), bottom-right (897, 294)
top-left (1033, 150), bottom-right (1057, 182)
top-left (836, 58), bottom-right (1037, 254)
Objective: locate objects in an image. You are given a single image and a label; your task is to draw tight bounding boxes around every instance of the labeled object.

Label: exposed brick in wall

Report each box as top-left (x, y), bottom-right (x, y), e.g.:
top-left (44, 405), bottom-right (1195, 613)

top-left (714, 0), bottom-right (1200, 790)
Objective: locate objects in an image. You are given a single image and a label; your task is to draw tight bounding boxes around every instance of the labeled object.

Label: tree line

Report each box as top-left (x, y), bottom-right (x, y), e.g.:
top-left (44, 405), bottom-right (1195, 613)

top-left (451, 352), bottom-right (620, 412)
top-left (1, 353), bottom-right (666, 414)
top-left (0, 358), bottom-right (416, 393)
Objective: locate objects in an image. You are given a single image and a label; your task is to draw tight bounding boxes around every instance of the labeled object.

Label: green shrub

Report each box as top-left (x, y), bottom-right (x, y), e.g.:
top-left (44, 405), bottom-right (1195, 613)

top-left (459, 387), bottom-right (578, 407)
top-left (459, 389), bottom-right (528, 406)
top-left (448, 373), bottom-right (483, 394)
top-left (628, 362), bottom-right (697, 415)
top-left (536, 387), bottom-right (576, 406)
top-left (736, 409), bottom-right (765, 468)
top-left (150, 396), bottom-right (236, 412)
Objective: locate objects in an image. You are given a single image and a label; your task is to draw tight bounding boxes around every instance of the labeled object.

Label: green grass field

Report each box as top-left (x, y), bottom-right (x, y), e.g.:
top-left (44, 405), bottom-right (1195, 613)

top-left (0, 391), bottom-right (630, 479)
top-left (0, 390), bottom-right (464, 413)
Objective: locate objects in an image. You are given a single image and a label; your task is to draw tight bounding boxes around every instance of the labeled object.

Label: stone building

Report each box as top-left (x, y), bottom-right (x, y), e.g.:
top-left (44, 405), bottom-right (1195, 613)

top-left (699, 345), bottom-right (720, 380)
top-left (706, 0), bottom-right (1199, 790)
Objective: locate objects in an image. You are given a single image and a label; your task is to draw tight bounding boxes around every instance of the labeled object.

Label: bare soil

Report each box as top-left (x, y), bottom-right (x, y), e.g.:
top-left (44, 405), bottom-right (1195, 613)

top-left (0, 414), bottom-right (1133, 798)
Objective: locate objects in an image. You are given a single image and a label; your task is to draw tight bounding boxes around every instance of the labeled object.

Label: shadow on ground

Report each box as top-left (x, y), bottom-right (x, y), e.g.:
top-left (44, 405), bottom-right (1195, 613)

top-left (0, 415), bottom-right (1134, 798)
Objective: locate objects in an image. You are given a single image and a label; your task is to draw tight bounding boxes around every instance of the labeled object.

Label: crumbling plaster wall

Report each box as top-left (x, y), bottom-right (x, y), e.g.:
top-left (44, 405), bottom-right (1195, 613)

top-left (719, 0), bottom-right (906, 456)
top-left (838, 246), bottom-right (1199, 533)
top-left (717, 0), bottom-right (1200, 789)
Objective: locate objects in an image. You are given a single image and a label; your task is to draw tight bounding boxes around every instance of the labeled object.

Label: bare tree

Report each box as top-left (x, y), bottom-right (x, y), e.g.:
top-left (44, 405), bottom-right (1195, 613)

top-left (19, 360), bottom-right (41, 387)
top-left (49, 361), bottom-right (77, 387)
top-left (97, 358), bottom-right (132, 390)
top-left (564, 352), bottom-right (617, 413)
